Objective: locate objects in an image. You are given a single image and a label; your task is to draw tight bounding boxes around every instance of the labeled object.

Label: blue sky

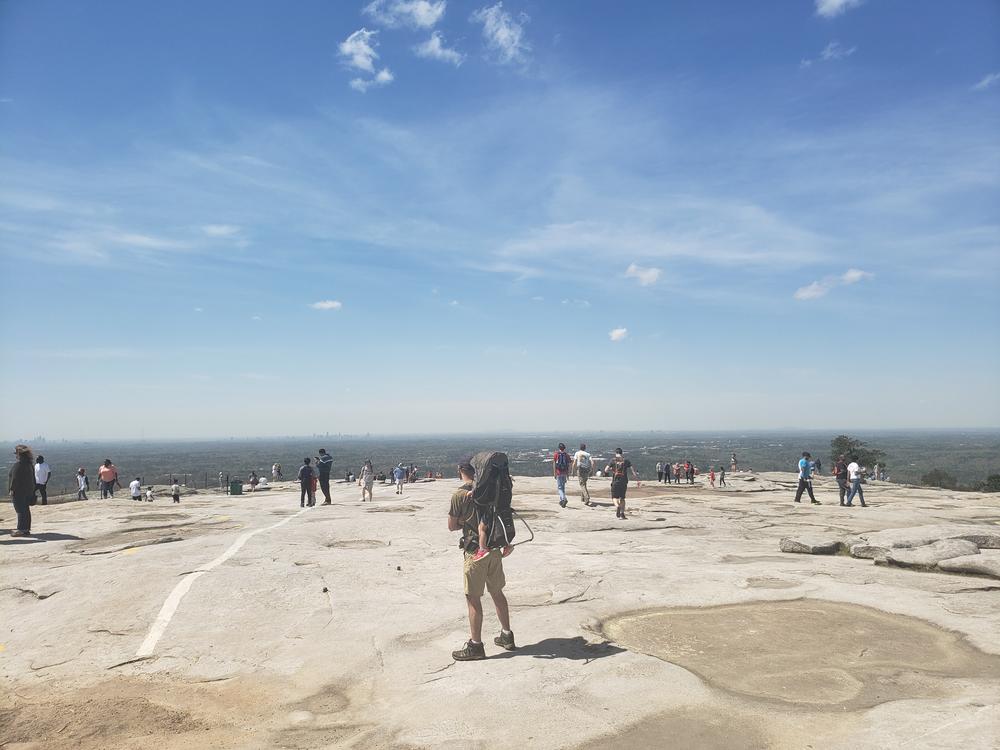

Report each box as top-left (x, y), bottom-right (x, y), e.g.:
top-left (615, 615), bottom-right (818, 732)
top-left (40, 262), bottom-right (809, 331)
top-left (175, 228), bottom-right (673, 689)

top-left (1, 0), bottom-right (998, 438)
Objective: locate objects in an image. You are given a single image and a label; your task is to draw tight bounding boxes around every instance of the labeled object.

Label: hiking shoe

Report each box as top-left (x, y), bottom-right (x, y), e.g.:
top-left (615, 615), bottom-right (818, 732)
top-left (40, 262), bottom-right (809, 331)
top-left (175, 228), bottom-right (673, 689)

top-left (811, 500), bottom-right (821, 505)
top-left (494, 631), bottom-right (516, 651)
top-left (452, 640), bottom-right (486, 661)
top-left (559, 499), bottom-right (567, 508)
top-left (10, 530), bottom-right (29, 537)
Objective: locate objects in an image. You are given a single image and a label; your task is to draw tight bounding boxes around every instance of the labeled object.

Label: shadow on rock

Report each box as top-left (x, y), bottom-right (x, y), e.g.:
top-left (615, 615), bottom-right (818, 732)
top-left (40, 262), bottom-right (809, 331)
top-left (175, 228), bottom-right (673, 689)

top-left (492, 636), bottom-right (625, 662)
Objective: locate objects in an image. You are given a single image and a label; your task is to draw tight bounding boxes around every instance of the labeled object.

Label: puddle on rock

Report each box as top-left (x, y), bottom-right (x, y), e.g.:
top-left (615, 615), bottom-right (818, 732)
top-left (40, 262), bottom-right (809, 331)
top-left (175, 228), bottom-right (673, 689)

top-left (602, 599), bottom-right (1000, 710)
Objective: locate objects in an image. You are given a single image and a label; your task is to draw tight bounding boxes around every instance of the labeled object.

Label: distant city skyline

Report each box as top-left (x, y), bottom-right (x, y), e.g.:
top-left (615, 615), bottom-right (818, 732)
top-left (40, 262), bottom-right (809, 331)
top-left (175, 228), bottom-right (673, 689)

top-left (1, 0), bottom-right (998, 438)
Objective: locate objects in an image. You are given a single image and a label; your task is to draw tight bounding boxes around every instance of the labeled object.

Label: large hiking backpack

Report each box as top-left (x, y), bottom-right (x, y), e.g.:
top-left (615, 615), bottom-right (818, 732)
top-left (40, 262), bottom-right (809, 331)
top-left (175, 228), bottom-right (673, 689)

top-left (466, 451), bottom-right (516, 551)
top-left (554, 450), bottom-right (570, 472)
top-left (611, 456), bottom-right (626, 479)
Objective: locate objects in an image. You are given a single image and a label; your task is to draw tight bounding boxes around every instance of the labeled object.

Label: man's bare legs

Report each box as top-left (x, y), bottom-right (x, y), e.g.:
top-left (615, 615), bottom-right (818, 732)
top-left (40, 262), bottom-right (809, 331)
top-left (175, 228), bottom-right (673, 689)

top-left (466, 595), bottom-right (484, 642)
top-left (490, 589), bottom-right (511, 632)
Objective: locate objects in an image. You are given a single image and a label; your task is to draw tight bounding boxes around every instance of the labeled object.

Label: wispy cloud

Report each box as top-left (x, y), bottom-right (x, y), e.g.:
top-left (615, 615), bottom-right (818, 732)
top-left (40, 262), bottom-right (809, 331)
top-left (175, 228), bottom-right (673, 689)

top-left (624, 263), bottom-right (661, 286)
top-left (793, 268), bottom-right (874, 300)
top-left (801, 40), bottom-right (856, 68)
top-left (560, 298), bottom-right (591, 308)
top-left (201, 224), bottom-right (241, 237)
top-left (815, 0), bottom-right (864, 19)
top-left (608, 327), bottom-right (628, 342)
top-left (363, 0), bottom-right (446, 29)
top-left (339, 28), bottom-right (381, 73)
top-left (310, 300), bottom-right (343, 310)
top-left (414, 31), bottom-right (465, 66)
top-left (350, 67), bottom-right (395, 93)
top-left (471, 2), bottom-right (530, 66)
top-left (972, 72), bottom-right (1000, 92)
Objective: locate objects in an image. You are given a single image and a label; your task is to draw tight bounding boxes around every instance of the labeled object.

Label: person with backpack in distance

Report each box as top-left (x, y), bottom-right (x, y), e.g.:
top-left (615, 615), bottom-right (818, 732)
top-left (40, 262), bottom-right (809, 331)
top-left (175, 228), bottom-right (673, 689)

top-left (316, 448), bottom-right (333, 504)
top-left (553, 442), bottom-right (571, 508)
top-left (605, 448), bottom-right (640, 520)
top-left (572, 443), bottom-right (593, 506)
top-left (448, 455), bottom-right (515, 661)
top-left (794, 451), bottom-right (821, 505)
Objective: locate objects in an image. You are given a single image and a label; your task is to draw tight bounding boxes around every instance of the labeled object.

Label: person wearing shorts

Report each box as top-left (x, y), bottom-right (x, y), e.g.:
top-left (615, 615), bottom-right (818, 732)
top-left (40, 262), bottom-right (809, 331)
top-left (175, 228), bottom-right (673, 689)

top-left (605, 448), bottom-right (639, 520)
top-left (447, 459), bottom-right (514, 661)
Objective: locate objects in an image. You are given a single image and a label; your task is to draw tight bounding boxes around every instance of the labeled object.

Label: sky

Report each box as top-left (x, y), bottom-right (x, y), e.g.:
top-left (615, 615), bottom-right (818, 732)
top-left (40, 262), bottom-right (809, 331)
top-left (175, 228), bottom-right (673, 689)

top-left (0, 0), bottom-right (998, 439)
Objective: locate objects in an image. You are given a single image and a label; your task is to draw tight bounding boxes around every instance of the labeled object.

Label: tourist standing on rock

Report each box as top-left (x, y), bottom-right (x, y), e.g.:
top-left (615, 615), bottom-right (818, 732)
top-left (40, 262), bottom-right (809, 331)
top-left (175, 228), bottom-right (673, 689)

top-left (393, 463), bottom-right (405, 494)
top-left (656, 461), bottom-right (664, 483)
top-left (684, 460), bottom-right (694, 484)
top-left (673, 462), bottom-right (681, 484)
top-left (249, 471), bottom-right (259, 492)
top-left (448, 458), bottom-right (514, 661)
top-left (709, 467), bottom-right (716, 488)
top-left (297, 458), bottom-right (315, 508)
top-left (834, 455), bottom-right (850, 506)
top-left (606, 448), bottom-right (640, 520)
top-left (34, 455), bottom-right (51, 505)
top-left (8, 445), bottom-right (36, 537)
top-left (553, 443), bottom-right (571, 508)
top-left (129, 476), bottom-right (142, 502)
top-left (719, 465), bottom-right (727, 487)
top-left (845, 456), bottom-right (867, 507)
top-left (316, 449), bottom-right (333, 504)
top-left (77, 467), bottom-right (89, 500)
top-left (731, 452), bottom-right (738, 471)
top-left (572, 443), bottom-right (593, 506)
top-left (171, 479), bottom-right (181, 503)
top-left (98, 459), bottom-right (118, 499)
top-left (793, 452), bottom-right (821, 505)
top-left (360, 459), bottom-right (375, 502)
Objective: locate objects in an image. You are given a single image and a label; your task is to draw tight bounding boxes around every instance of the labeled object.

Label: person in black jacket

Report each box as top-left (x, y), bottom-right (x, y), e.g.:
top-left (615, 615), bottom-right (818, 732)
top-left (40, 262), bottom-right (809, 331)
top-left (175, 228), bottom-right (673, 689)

top-left (7, 444), bottom-right (36, 537)
top-left (834, 455), bottom-right (850, 506)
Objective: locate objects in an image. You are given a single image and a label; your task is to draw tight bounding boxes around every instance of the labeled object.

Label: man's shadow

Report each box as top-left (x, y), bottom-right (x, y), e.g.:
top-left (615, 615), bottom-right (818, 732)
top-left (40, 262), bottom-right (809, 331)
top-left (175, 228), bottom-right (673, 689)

top-left (491, 636), bottom-right (625, 662)
top-left (0, 530), bottom-right (83, 545)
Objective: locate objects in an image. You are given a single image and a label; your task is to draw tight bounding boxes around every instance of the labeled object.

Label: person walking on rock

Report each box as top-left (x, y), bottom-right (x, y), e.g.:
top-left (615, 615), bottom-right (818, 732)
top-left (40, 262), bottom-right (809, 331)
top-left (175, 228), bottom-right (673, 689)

top-left (298, 458), bottom-right (315, 508)
top-left (98, 459), bottom-right (118, 499)
top-left (77, 467), bottom-right (89, 500)
top-left (34, 455), bottom-right (51, 505)
top-left (393, 463), bottom-right (405, 494)
top-left (572, 443), bottom-right (593, 506)
top-left (360, 459), bottom-right (375, 502)
top-left (606, 448), bottom-right (640, 520)
top-left (846, 456), bottom-right (868, 507)
top-left (316, 449), bottom-right (333, 504)
top-left (794, 451), bottom-right (821, 505)
top-left (834, 454), bottom-right (850, 506)
top-left (448, 458), bottom-right (514, 661)
top-left (553, 443), bottom-right (571, 508)
top-left (8, 444), bottom-right (36, 537)
top-left (719, 465), bottom-right (727, 487)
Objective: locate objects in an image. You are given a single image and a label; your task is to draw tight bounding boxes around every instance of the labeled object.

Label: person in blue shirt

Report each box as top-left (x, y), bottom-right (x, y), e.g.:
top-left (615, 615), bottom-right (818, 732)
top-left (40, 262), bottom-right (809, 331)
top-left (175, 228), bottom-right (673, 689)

top-left (794, 451), bottom-right (821, 504)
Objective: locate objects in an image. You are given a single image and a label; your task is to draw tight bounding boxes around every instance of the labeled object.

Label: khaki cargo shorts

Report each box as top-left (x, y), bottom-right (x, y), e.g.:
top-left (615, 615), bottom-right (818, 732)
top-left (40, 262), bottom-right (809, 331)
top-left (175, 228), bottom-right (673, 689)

top-left (463, 549), bottom-right (505, 597)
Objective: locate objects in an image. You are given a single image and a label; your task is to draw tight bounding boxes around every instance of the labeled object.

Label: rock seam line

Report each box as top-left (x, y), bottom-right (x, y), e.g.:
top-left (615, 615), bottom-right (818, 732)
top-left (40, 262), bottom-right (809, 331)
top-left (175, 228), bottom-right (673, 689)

top-left (135, 506), bottom-right (311, 657)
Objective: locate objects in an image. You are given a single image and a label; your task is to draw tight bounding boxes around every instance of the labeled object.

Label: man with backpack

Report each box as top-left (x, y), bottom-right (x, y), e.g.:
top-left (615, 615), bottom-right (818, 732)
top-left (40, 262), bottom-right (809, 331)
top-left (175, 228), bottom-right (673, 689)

top-left (605, 448), bottom-right (640, 520)
top-left (553, 442), bottom-right (571, 508)
top-left (448, 457), bottom-right (514, 661)
top-left (572, 443), bottom-right (593, 506)
top-left (316, 448), bottom-right (333, 504)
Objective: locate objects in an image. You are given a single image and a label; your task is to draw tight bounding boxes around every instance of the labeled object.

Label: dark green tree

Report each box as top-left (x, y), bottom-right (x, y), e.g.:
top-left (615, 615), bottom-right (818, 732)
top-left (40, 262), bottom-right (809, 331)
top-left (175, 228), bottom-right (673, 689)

top-left (978, 474), bottom-right (1000, 493)
top-left (921, 469), bottom-right (958, 489)
top-left (830, 435), bottom-right (886, 469)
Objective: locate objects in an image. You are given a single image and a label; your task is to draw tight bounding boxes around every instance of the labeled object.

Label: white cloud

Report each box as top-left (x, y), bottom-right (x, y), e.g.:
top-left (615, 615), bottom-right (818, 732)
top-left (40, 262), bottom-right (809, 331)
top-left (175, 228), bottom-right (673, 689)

top-left (310, 300), bottom-right (343, 310)
top-left (104, 231), bottom-right (187, 250)
top-left (194, 307), bottom-right (204, 312)
top-left (201, 224), bottom-right (241, 237)
top-left (339, 28), bottom-right (380, 73)
top-left (560, 298), bottom-right (591, 308)
top-left (972, 72), bottom-right (1000, 92)
top-left (350, 67), bottom-right (395, 93)
top-left (624, 262), bottom-right (661, 286)
top-left (820, 41), bottom-right (856, 61)
top-left (815, 0), bottom-right (864, 18)
top-left (471, 3), bottom-right (530, 66)
top-left (251, 315), bottom-right (262, 321)
top-left (794, 268), bottom-right (874, 300)
top-left (414, 31), bottom-right (465, 66)
top-left (608, 327), bottom-right (628, 342)
top-left (449, 299), bottom-right (460, 306)
top-left (363, 0), bottom-right (446, 28)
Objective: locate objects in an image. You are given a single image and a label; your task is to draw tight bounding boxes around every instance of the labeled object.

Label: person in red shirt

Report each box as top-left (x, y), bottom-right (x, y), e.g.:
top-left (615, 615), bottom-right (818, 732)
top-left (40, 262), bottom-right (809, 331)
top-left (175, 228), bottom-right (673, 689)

top-left (97, 459), bottom-right (119, 499)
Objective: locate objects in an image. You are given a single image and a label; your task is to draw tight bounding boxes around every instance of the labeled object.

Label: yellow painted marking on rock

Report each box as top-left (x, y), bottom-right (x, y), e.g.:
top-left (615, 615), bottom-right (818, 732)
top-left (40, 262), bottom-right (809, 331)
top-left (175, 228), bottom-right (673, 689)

top-left (124, 547), bottom-right (140, 555)
top-left (0, 644), bottom-right (6, 653)
top-left (214, 516), bottom-right (230, 522)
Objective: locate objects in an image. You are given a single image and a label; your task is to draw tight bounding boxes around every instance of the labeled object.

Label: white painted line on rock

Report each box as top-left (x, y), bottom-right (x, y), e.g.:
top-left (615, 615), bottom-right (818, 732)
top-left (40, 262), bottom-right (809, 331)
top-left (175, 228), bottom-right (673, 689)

top-left (136, 506), bottom-right (310, 657)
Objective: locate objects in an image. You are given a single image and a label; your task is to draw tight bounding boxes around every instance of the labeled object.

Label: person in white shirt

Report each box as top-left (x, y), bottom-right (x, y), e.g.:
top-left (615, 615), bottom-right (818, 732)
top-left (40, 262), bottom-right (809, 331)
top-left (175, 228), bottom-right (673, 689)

top-left (76, 468), bottom-right (89, 501)
top-left (171, 481), bottom-right (181, 503)
top-left (845, 457), bottom-right (867, 507)
top-left (145, 487), bottom-right (155, 502)
top-left (572, 443), bottom-right (594, 506)
top-left (129, 477), bottom-right (142, 501)
top-left (34, 455), bottom-right (52, 505)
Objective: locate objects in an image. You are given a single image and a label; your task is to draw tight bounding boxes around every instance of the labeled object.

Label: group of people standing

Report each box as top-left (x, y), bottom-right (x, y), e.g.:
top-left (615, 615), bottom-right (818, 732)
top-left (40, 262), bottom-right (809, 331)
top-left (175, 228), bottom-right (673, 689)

top-left (795, 451), bottom-right (868, 507)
